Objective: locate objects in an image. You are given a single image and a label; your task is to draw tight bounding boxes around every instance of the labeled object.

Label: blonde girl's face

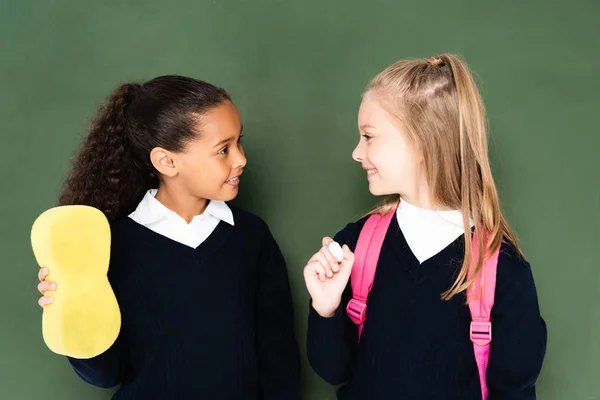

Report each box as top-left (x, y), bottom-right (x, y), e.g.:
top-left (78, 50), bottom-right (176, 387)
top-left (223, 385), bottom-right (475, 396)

top-left (353, 92), bottom-right (426, 201)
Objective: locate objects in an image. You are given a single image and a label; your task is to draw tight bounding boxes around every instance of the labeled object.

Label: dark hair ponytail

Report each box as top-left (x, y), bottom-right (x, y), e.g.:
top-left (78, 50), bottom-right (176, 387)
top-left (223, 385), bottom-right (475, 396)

top-left (58, 75), bottom-right (231, 221)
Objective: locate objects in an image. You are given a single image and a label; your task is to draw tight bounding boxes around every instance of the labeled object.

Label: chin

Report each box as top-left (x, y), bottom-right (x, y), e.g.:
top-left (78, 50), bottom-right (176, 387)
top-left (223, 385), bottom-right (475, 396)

top-left (219, 187), bottom-right (240, 202)
top-left (368, 183), bottom-right (395, 197)
top-left (367, 182), bottom-right (383, 196)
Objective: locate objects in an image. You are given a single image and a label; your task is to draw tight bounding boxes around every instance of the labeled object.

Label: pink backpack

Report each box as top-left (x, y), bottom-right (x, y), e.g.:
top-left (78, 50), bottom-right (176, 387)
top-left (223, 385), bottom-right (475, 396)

top-left (345, 209), bottom-right (499, 400)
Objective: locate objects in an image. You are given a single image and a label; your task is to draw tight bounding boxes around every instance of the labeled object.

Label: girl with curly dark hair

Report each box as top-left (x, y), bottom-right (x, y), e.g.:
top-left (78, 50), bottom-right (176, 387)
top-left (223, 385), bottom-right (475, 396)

top-left (35, 75), bottom-right (301, 399)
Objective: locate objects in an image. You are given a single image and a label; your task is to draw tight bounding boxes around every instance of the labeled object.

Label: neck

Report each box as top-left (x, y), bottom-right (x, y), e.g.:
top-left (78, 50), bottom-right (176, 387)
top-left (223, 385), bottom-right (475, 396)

top-left (155, 184), bottom-right (208, 223)
top-left (400, 180), bottom-right (453, 211)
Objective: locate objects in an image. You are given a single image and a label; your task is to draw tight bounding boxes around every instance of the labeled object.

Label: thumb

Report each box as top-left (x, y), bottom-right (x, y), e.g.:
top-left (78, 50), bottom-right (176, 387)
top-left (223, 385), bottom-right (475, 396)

top-left (321, 236), bottom-right (334, 247)
top-left (338, 245), bottom-right (355, 277)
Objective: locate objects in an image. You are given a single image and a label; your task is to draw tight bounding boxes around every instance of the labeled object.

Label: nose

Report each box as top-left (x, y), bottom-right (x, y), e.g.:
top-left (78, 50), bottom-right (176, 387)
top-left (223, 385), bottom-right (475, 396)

top-left (234, 145), bottom-right (247, 169)
top-left (352, 140), bottom-right (364, 163)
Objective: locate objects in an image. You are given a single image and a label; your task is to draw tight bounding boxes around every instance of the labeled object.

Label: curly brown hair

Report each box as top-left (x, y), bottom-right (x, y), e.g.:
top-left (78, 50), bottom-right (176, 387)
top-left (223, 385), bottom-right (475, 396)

top-left (57, 75), bottom-right (231, 222)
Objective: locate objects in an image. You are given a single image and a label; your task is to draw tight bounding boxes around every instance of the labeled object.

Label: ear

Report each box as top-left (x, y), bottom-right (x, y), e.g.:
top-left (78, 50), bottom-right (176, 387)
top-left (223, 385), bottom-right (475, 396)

top-left (417, 147), bottom-right (425, 164)
top-left (150, 147), bottom-right (178, 178)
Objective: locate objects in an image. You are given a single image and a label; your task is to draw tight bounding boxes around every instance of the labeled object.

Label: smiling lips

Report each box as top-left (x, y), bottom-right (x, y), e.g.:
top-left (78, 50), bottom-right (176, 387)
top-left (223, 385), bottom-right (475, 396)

top-left (226, 176), bottom-right (240, 185)
top-left (364, 167), bottom-right (378, 180)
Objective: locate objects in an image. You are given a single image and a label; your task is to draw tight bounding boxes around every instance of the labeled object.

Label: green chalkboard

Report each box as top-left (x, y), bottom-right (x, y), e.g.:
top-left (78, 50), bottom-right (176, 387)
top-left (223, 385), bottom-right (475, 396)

top-left (1, 1), bottom-right (598, 399)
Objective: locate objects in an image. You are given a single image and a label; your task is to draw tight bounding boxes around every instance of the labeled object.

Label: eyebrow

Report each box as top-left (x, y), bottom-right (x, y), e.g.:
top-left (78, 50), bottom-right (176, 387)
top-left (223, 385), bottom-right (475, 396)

top-left (359, 124), bottom-right (376, 130)
top-left (212, 125), bottom-right (244, 148)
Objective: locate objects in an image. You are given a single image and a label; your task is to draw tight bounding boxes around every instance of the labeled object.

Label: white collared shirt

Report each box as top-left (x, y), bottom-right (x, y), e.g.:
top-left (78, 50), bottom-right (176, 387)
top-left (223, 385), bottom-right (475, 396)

top-left (128, 189), bottom-right (234, 249)
top-left (396, 199), bottom-right (474, 264)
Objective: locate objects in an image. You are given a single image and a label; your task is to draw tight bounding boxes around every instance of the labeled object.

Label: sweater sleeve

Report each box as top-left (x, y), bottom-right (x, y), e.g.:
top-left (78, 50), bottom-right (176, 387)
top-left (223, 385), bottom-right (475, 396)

top-left (486, 244), bottom-right (547, 400)
top-left (67, 254), bottom-right (132, 389)
top-left (256, 223), bottom-right (302, 399)
top-left (306, 220), bottom-right (363, 385)
top-left (67, 332), bottom-right (131, 389)
top-left (307, 283), bottom-right (358, 385)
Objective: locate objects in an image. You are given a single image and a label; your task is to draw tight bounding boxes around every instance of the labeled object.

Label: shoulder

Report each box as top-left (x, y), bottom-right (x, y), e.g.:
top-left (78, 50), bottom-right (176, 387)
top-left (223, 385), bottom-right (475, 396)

top-left (104, 217), bottom-right (140, 285)
top-left (107, 217), bottom-right (154, 266)
top-left (494, 240), bottom-right (539, 299)
top-left (497, 241), bottom-right (533, 281)
top-left (228, 204), bottom-right (279, 250)
top-left (228, 205), bottom-right (287, 262)
top-left (228, 204), bottom-right (270, 234)
top-left (109, 217), bottom-right (137, 248)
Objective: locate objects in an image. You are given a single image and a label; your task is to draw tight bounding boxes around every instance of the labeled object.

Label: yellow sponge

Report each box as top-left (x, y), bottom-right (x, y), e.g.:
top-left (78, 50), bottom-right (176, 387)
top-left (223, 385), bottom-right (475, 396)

top-left (31, 205), bottom-right (121, 359)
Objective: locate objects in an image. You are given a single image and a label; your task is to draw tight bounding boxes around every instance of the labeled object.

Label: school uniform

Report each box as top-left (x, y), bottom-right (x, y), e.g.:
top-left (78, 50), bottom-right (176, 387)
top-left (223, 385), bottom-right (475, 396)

top-left (307, 200), bottom-right (547, 399)
top-left (68, 189), bottom-right (301, 400)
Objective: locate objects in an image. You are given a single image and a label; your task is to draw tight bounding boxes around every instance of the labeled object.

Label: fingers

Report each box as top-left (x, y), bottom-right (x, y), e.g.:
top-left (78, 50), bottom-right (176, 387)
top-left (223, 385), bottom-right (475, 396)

top-left (321, 244), bottom-right (340, 272)
top-left (37, 267), bottom-right (55, 308)
top-left (321, 237), bottom-right (334, 247)
top-left (313, 250), bottom-right (333, 278)
top-left (304, 238), bottom-right (352, 284)
top-left (38, 295), bottom-right (54, 308)
top-left (342, 244), bottom-right (355, 264)
top-left (321, 237), bottom-right (341, 271)
top-left (37, 280), bottom-right (56, 295)
top-left (304, 261), bottom-right (327, 282)
top-left (335, 245), bottom-right (355, 279)
top-left (38, 267), bottom-right (49, 282)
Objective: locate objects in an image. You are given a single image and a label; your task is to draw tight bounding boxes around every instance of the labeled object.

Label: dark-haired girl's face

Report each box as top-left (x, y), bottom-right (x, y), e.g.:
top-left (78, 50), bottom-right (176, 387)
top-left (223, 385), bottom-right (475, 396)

top-left (174, 102), bottom-right (246, 202)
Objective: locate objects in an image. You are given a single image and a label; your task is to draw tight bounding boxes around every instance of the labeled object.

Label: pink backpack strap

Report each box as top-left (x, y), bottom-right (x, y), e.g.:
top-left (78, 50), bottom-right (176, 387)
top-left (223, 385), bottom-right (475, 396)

top-left (346, 209), bottom-right (396, 340)
top-left (467, 233), bottom-right (500, 400)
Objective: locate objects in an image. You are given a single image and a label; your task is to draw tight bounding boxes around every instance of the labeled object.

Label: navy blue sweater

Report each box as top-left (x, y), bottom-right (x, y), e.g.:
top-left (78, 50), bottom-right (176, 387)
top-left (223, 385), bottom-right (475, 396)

top-left (68, 207), bottom-right (301, 400)
top-left (307, 216), bottom-right (547, 399)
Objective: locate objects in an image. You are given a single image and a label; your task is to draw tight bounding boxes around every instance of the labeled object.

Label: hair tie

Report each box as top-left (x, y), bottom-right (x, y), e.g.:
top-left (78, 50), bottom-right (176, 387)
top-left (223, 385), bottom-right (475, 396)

top-left (428, 56), bottom-right (445, 67)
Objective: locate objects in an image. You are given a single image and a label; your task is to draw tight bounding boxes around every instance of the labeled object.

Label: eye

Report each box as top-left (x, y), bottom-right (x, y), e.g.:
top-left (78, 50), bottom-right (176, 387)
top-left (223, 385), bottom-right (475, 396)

top-left (218, 146), bottom-right (229, 155)
top-left (362, 134), bottom-right (373, 142)
top-left (238, 134), bottom-right (244, 143)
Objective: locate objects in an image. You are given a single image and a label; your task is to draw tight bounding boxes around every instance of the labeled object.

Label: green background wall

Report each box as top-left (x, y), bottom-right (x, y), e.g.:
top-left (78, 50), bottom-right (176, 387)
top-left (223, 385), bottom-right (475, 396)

top-left (1, 1), bottom-right (598, 399)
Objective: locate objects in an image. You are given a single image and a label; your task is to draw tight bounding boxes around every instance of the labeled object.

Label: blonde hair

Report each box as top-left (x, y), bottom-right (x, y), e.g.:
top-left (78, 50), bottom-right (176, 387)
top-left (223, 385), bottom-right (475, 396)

top-left (365, 53), bottom-right (520, 300)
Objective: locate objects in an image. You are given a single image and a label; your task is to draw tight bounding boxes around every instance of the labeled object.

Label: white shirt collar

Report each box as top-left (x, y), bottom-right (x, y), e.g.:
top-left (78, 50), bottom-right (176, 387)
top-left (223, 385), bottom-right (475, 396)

top-left (398, 199), bottom-right (472, 228)
top-left (130, 189), bottom-right (234, 226)
top-left (396, 198), bottom-right (474, 264)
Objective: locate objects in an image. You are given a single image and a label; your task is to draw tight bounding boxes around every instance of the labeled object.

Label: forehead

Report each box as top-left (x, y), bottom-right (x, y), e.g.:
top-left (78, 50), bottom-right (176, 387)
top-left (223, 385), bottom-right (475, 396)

top-left (193, 102), bottom-right (242, 140)
top-left (358, 93), bottom-right (395, 129)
